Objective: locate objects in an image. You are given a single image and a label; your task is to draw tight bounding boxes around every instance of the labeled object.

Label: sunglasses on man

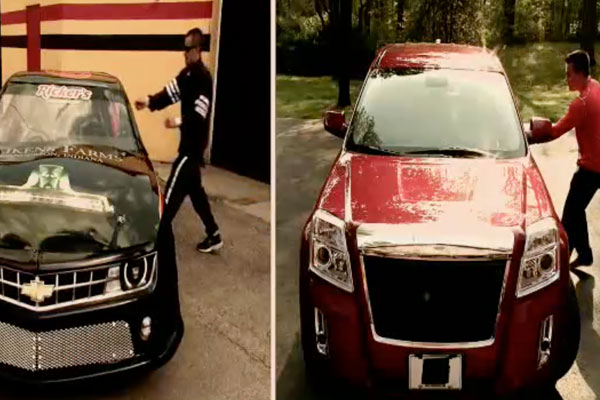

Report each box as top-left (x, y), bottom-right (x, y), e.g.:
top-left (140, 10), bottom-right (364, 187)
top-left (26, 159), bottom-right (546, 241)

top-left (184, 45), bottom-right (200, 53)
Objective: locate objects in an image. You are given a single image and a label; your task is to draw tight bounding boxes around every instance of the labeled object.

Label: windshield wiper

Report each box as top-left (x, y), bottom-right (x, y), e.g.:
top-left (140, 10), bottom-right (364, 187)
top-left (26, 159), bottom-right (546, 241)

top-left (0, 233), bottom-right (31, 250)
top-left (352, 145), bottom-right (402, 156)
top-left (110, 214), bottom-right (127, 249)
top-left (39, 229), bottom-right (110, 253)
top-left (404, 146), bottom-right (497, 158)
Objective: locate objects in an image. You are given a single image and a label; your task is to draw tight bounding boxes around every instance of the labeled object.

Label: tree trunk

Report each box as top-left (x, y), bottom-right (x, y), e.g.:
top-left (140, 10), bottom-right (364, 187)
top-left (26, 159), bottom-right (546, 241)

top-left (364, 0), bottom-right (371, 34)
top-left (358, 0), bottom-right (364, 32)
top-left (315, 0), bottom-right (327, 30)
top-left (397, 0), bottom-right (405, 31)
top-left (503, 0), bottom-right (516, 44)
top-left (551, 0), bottom-right (562, 40)
top-left (581, 0), bottom-right (597, 66)
top-left (337, 0), bottom-right (351, 107)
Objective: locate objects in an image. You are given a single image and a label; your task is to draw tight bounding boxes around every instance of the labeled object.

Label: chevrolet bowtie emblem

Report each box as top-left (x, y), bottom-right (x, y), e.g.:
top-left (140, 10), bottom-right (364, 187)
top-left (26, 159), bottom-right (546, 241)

top-left (21, 277), bottom-right (54, 303)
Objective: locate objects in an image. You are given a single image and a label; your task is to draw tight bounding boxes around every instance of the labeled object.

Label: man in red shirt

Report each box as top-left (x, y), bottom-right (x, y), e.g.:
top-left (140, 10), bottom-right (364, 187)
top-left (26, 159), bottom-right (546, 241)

top-left (536, 50), bottom-right (600, 267)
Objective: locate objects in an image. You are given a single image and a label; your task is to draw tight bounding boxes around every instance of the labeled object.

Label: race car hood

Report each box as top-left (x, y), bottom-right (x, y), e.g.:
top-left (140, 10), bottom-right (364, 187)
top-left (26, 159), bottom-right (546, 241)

top-left (0, 148), bottom-right (159, 268)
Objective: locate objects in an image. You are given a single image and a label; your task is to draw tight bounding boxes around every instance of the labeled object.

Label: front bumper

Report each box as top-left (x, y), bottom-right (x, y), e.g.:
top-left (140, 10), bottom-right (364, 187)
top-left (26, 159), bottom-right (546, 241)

top-left (300, 223), bottom-right (576, 397)
top-left (305, 275), bottom-right (572, 396)
top-left (0, 291), bottom-right (182, 384)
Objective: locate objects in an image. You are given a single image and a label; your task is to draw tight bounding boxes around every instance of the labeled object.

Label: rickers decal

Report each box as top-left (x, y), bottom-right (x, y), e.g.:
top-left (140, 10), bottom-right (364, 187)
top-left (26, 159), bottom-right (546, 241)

top-left (36, 84), bottom-right (93, 101)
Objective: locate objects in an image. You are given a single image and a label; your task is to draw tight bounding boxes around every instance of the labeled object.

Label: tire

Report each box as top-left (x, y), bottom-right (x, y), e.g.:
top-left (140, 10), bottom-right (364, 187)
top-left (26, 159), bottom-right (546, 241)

top-left (299, 282), bottom-right (329, 389)
top-left (505, 384), bottom-right (562, 400)
top-left (552, 277), bottom-right (580, 381)
top-left (504, 279), bottom-right (579, 400)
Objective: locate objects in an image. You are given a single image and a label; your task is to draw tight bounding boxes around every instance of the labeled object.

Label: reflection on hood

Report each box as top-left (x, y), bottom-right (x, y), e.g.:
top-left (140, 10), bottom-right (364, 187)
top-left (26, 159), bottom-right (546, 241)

top-left (0, 157), bottom-right (159, 258)
top-left (0, 164), bottom-right (114, 214)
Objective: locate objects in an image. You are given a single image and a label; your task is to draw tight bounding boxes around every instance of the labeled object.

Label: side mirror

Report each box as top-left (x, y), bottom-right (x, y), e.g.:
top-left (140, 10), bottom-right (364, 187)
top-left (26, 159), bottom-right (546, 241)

top-left (526, 117), bottom-right (553, 144)
top-left (323, 110), bottom-right (348, 139)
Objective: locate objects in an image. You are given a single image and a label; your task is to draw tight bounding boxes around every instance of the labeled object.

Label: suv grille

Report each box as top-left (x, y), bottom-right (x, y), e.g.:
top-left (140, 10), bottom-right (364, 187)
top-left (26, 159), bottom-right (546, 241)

top-left (363, 256), bottom-right (506, 343)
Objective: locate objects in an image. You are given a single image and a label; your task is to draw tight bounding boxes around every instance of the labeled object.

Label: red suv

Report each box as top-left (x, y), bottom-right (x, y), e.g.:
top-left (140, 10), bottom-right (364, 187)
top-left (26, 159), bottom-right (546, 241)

top-left (299, 43), bottom-right (580, 397)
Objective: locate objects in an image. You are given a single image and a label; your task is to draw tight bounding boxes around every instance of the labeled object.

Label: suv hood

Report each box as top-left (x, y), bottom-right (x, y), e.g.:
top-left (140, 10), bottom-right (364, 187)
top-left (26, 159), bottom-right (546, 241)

top-left (0, 153), bottom-right (159, 267)
top-left (343, 153), bottom-right (551, 228)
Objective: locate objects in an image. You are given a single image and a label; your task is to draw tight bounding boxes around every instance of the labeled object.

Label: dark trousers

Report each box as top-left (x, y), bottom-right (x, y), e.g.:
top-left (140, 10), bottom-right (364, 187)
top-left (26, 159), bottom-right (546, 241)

top-left (562, 167), bottom-right (600, 257)
top-left (161, 154), bottom-right (219, 236)
top-left (155, 155), bottom-right (219, 324)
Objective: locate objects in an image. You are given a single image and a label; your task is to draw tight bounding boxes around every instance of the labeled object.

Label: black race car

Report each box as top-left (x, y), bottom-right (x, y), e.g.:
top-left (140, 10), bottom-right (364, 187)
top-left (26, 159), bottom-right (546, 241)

top-left (0, 70), bottom-right (182, 383)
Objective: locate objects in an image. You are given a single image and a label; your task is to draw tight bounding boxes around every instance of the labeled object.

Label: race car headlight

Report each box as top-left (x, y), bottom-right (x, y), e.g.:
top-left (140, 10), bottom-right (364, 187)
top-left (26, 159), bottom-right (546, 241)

top-left (104, 252), bottom-right (156, 294)
top-left (310, 209), bottom-right (353, 292)
top-left (121, 253), bottom-right (155, 290)
top-left (517, 218), bottom-right (560, 298)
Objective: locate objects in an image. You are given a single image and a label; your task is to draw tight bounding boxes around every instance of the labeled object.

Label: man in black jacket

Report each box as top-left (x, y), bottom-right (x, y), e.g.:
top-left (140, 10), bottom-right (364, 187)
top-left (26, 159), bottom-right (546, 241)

top-left (136, 28), bottom-right (223, 253)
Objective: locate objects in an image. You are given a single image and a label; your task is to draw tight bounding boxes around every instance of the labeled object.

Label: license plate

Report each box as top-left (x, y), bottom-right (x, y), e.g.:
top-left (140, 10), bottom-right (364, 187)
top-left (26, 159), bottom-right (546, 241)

top-left (408, 354), bottom-right (462, 390)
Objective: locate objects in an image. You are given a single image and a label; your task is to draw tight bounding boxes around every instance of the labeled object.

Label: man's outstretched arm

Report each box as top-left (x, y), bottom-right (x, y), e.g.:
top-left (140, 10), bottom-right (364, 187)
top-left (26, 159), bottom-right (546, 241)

top-left (135, 72), bottom-right (184, 111)
top-left (551, 98), bottom-right (585, 139)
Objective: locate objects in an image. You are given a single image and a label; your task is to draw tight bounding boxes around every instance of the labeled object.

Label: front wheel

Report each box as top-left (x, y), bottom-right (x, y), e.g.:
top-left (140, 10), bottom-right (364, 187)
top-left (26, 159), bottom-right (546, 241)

top-left (552, 278), bottom-right (580, 381)
top-left (299, 281), bottom-right (329, 389)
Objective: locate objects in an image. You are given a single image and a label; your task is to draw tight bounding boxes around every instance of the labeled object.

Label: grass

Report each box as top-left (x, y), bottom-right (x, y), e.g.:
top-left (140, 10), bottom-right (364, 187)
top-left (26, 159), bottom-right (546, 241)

top-left (499, 42), bottom-right (588, 122)
top-left (276, 76), bottom-right (362, 119)
top-left (277, 42), bottom-right (597, 121)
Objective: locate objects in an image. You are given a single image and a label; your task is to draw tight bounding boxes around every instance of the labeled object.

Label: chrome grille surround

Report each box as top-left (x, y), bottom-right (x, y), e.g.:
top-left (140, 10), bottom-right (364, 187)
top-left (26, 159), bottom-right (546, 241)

top-left (0, 320), bottom-right (134, 371)
top-left (356, 223), bottom-right (514, 348)
top-left (0, 252), bottom-right (157, 312)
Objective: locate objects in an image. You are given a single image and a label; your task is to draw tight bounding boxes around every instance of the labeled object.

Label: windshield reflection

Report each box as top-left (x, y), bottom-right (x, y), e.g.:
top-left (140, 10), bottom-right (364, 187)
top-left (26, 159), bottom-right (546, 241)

top-left (0, 82), bottom-right (140, 153)
top-left (347, 69), bottom-right (526, 159)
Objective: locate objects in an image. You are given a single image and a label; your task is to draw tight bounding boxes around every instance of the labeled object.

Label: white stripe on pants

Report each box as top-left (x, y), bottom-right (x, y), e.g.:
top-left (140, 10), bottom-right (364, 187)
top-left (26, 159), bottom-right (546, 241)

top-left (165, 156), bottom-right (188, 204)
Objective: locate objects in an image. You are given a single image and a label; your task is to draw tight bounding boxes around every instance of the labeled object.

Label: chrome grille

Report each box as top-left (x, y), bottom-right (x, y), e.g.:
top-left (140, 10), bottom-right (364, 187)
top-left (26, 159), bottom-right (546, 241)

top-left (38, 321), bottom-right (134, 370)
top-left (0, 252), bottom-right (157, 311)
top-left (0, 323), bottom-right (37, 371)
top-left (363, 256), bottom-right (507, 344)
top-left (0, 321), bottom-right (134, 371)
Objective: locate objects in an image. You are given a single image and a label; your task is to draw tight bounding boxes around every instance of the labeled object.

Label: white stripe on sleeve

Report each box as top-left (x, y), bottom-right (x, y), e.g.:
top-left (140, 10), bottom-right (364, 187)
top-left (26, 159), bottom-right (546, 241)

top-left (166, 84), bottom-right (176, 103)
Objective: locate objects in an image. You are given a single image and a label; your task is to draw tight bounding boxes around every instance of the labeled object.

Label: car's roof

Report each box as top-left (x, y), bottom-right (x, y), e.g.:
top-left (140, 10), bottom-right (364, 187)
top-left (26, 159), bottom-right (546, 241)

top-left (6, 70), bottom-right (121, 88)
top-left (375, 43), bottom-right (504, 73)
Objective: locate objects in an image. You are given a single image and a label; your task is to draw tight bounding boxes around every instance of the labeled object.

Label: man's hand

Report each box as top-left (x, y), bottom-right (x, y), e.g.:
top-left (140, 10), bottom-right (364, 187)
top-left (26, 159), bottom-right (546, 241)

top-left (135, 97), bottom-right (149, 110)
top-left (164, 117), bottom-right (182, 129)
top-left (528, 117), bottom-right (554, 144)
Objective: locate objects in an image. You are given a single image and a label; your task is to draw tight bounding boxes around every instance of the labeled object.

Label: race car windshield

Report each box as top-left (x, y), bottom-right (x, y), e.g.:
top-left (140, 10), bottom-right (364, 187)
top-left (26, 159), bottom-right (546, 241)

top-left (346, 69), bottom-right (526, 158)
top-left (0, 82), bottom-right (140, 152)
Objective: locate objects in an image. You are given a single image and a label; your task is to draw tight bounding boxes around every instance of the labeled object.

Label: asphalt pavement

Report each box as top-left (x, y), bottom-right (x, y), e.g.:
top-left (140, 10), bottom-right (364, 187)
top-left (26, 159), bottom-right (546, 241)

top-left (275, 117), bottom-right (600, 400)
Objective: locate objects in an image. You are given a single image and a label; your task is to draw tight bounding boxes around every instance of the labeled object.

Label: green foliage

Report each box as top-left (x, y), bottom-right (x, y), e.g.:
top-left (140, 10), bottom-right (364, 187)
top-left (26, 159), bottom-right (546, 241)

top-left (276, 0), bottom-right (596, 76)
top-left (277, 42), bottom-right (600, 121)
top-left (404, 0), bottom-right (484, 45)
top-left (500, 42), bottom-right (586, 121)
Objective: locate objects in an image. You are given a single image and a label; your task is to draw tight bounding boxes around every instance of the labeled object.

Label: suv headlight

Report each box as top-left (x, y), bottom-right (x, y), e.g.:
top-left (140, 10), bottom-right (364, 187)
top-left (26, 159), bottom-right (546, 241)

top-left (310, 209), bottom-right (353, 292)
top-left (517, 218), bottom-right (560, 298)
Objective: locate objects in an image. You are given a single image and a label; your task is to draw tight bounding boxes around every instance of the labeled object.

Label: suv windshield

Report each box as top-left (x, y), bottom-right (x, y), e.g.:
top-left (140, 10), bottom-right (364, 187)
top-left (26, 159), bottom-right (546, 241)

top-left (0, 82), bottom-right (140, 152)
top-left (346, 69), bottom-right (526, 158)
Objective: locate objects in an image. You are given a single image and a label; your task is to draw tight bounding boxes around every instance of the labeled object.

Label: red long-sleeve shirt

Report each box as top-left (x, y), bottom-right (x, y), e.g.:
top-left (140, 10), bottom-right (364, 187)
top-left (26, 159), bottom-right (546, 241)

top-left (552, 78), bottom-right (600, 173)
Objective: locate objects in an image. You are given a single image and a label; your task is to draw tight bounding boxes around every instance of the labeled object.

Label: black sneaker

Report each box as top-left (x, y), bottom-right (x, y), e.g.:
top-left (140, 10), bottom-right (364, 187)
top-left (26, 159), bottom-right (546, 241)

top-left (570, 250), bottom-right (593, 269)
top-left (196, 232), bottom-right (223, 253)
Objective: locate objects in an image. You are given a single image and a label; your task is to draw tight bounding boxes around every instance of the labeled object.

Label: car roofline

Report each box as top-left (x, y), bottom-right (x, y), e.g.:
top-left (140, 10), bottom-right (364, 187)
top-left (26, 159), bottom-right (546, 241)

top-left (6, 71), bottom-right (122, 89)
